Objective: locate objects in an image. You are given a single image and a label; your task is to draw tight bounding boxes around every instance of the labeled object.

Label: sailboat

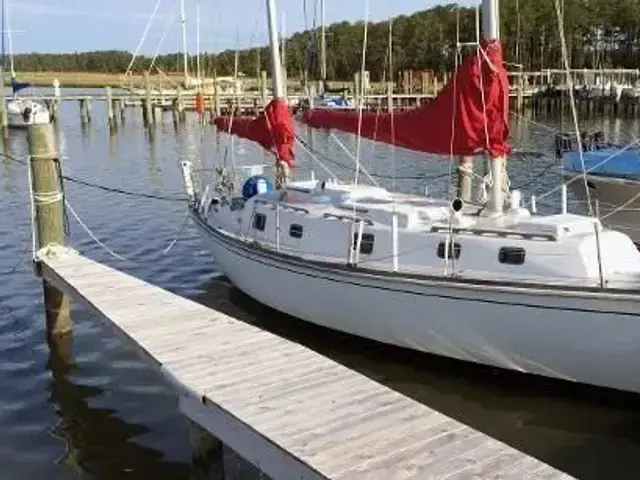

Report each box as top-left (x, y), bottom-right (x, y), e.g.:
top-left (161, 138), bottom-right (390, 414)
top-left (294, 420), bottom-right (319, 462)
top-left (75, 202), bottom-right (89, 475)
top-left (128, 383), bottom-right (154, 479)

top-left (184, 0), bottom-right (640, 395)
top-left (2, 0), bottom-right (50, 128)
top-left (305, 0), bottom-right (353, 110)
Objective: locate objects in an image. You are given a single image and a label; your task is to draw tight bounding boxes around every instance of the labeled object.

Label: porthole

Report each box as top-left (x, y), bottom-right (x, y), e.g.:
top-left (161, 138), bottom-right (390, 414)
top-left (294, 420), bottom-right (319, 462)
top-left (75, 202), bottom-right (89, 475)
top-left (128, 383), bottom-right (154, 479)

top-left (498, 247), bottom-right (526, 265)
top-left (437, 241), bottom-right (461, 259)
top-left (253, 213), bottom-right (266, 231)
top-left (289, 224), bottom-right (303, 239)
top-left (353, 233), bottom-right (374, 255)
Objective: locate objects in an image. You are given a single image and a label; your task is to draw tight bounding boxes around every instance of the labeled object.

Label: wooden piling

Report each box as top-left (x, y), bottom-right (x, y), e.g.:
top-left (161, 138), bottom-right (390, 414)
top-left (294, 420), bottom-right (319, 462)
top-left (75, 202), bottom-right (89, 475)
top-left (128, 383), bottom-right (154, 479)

top-left (79, 98), bottom-right (89, 124)
top-left (117, 99), bottom-right (125, 125)
top-left (84, 98), bottom-right (92, 123)
top-left (27, 124), bottom-right (71, 336)
top-left (0, 73), bottom-right (7, 135)
top-left (105, 86), bottom-right (116, 131)
top-left (189, 419), bottom-right (224, 478)
top-left (261, 70), bottom-right (268, 107)
top-left (177, 86), bottom-right (185, 123)
top-left (208, 95), bottom-right (215, 124)
top-left (143, 72), bottom-right (152, 127)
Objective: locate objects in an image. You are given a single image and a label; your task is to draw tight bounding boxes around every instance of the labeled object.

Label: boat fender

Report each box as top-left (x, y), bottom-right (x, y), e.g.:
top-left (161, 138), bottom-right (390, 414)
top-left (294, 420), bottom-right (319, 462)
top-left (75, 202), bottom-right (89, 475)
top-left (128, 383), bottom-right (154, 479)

top-left (242, 175), bottom-right (273, 200)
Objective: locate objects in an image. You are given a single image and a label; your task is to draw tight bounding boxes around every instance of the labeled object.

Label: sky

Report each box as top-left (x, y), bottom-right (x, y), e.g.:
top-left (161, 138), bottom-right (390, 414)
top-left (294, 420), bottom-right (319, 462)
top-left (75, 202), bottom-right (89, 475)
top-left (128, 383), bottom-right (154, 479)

top-left (10, 0), bottom-right (476, 54)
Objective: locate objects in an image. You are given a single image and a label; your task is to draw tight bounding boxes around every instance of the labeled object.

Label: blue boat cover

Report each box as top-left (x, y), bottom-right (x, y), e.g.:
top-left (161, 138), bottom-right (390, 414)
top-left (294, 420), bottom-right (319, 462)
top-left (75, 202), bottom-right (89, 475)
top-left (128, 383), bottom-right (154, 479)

top-left (563, 148), bottom-right (640, 179)
top-left (11, 76), bottom-right (31, 94)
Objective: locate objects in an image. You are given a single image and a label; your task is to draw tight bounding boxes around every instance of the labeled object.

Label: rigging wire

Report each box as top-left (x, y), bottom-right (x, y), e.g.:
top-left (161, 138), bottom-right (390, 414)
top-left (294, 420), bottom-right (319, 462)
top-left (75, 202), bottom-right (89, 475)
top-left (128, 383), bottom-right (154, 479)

top-left (149, 0), bottom-right (182, 74)
top-left (553, 0), bottom-right (593, 216)
top-left (124, 0), bottom-right (164, 79)
top-left (353, 0), bottom-right (369, 191)
top-left (0, 152), bottom-right (187, 202)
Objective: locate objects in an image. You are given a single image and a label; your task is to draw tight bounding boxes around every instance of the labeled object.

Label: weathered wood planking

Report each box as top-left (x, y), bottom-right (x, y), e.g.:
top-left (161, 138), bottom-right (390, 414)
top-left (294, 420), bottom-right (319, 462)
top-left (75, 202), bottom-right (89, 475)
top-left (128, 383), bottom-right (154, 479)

top-left (39, 247), bottom-right (573, 480)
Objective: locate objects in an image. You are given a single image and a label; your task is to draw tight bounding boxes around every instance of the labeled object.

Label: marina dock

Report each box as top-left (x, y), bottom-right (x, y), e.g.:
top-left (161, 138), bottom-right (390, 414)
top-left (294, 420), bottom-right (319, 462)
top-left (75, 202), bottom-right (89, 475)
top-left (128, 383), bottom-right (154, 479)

top-left (37, 245), bottom-right (572, 479)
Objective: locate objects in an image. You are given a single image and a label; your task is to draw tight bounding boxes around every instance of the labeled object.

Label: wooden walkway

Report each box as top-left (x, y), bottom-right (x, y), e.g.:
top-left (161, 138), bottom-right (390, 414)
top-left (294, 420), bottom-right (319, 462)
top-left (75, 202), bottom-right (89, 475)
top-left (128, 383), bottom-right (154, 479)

top-left (38, 246), bottom-right (573, 479)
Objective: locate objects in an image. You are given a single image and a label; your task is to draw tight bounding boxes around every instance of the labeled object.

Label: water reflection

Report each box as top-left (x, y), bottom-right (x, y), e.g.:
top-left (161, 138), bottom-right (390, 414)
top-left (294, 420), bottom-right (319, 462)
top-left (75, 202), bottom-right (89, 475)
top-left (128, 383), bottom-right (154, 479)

top-left (46, 334), bottom-right (192, 478)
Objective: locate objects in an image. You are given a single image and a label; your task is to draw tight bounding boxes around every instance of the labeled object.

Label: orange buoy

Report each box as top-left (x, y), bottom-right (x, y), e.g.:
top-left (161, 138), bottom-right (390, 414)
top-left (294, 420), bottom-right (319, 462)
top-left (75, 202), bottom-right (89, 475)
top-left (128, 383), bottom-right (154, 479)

top-left (195, 91), bottom-right (205, 115)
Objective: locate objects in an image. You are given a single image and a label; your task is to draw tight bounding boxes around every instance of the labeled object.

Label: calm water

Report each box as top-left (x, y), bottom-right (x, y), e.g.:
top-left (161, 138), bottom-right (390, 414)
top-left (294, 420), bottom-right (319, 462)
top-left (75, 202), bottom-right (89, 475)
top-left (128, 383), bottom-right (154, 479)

top-left (2, 89), bottom-right (640, 479)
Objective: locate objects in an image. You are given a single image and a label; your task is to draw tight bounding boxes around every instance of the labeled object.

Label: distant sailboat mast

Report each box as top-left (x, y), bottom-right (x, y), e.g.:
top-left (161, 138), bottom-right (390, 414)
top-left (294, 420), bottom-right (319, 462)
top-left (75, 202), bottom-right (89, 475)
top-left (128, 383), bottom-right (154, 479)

top-left (320, 0), bottom-right (326, 85)
top-left (179, 0), bottom-right (189, 82)
top-left (1, 0), bottom-right (6, 81)
top-left (196, 0), bottom-right (201, 82)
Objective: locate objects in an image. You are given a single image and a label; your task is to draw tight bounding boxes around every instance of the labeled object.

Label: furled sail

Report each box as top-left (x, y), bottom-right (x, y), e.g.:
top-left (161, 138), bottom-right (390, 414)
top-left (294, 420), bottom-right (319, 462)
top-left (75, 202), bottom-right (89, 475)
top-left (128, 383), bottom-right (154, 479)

top-left (214, 98), bottom-right (295, 167)
top-left (301, 39), bottom-right (510, 158)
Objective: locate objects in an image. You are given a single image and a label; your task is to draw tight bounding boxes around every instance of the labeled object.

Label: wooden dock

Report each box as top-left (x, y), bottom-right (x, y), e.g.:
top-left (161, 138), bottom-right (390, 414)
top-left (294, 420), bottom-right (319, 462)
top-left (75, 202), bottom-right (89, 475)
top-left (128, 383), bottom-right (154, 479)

top-left (38, 245), bottom-right (573, 479)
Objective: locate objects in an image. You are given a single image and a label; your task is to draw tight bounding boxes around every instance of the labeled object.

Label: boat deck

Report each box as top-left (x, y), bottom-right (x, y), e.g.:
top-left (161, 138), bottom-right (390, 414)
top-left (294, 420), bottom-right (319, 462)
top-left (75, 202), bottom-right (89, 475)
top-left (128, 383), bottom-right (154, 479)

top-left (38, 246), bottom-right (573, 479)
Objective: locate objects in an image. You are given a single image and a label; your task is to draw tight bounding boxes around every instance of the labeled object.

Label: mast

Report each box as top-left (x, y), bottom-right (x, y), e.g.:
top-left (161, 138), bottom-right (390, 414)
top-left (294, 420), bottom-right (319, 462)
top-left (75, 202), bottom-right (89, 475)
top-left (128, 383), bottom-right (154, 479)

top-left (196, 0), bottom-right (201, 82)
top-left (266, 0), bottom-right (285, 98)
top-left (1, 0), bottom-right (5, 78)
top-left (179, 0), bottom-right (189, 82)
top-left (482, 0), bottom-right (506, 216)
top-left (0, 0), bottom-right (4, 117)
top-left (5, 0), bottom-right (12, 77)
top-left (320, 0), bottom-right (326, 84)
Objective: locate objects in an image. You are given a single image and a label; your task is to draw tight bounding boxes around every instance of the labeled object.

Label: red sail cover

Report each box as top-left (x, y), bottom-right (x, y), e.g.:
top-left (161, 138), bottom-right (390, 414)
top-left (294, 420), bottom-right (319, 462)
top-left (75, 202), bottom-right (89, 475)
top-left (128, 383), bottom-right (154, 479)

top-left (214, 98), bottom-right (295, 167)
top-left (301, 39), bottom-right (510, 158)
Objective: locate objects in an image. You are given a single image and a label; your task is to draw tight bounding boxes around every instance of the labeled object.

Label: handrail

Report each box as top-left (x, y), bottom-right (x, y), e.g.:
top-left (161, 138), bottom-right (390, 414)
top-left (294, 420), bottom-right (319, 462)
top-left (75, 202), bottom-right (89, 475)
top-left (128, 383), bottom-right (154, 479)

top-left (324, 213), bottom-right (374, 226)
top-left (429, 225), bottom-right (556, 241)
top-left (254, 198), bottom-right (310, 215)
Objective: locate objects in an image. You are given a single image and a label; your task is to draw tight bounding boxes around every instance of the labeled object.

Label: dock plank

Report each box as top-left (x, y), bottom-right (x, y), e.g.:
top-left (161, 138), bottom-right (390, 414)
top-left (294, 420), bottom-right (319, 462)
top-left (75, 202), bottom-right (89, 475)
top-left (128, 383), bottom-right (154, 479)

top-left (40, 248), bottom-right (573, 480)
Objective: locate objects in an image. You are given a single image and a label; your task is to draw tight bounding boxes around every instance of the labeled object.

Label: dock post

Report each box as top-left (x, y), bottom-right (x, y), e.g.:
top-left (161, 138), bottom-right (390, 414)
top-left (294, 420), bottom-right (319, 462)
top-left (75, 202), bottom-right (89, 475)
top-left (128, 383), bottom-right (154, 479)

top-left (0, 71), bottom-right (7, 136)
top-left (354, 72), bottom-right (361, 109)
top-left (105, 86), bottom-right (116, 131)
top-left (420, 71), bottom-right (429, 94)
top-left (177, 86), bottom-right (185, 123)
top-left (143, 72), bottom-right (152, 127)
top-left (261, 70), bottom-right (268, 107)
top-left (85, 98), bottom-right (92, 123)
top-left (208, 95), bottom-right (215, 124)
top-left (189, 419), bottom-right (224, 478)
top-left (516, 71), bottom-right (524, 114)
top-left (79, 99), bottom-right (87, 124)
top-left (457, 156), bottom-right (474, 203)
top-left (27, 124), bottom-right (71, 337)
top-left (116, 99), bottom-right (125, 125)
top-left (51, 78), bottom-right (61, 122)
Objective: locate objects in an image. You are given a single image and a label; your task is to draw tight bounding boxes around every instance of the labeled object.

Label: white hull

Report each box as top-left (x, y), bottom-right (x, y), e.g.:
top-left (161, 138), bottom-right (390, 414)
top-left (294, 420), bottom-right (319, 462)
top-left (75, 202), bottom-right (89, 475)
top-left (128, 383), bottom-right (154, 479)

top-left (193, 212), bottom-right (640, 394)
top-left (7, 99), bottom-right (50, 128)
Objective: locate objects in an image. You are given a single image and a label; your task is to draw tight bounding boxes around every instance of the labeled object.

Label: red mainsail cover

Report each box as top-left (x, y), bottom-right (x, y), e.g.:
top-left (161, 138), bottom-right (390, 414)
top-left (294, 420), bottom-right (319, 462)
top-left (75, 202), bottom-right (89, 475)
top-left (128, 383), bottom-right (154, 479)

top-left (301, 39), bottom-right (510, 158)
top-left (214, 98), bottom-right (295, 167)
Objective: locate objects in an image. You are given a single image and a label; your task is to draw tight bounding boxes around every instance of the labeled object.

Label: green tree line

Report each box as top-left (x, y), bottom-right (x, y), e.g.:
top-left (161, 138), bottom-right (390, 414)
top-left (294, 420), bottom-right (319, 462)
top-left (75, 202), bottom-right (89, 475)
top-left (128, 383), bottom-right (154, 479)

top-left (11, 1), bottom-right (640, 81)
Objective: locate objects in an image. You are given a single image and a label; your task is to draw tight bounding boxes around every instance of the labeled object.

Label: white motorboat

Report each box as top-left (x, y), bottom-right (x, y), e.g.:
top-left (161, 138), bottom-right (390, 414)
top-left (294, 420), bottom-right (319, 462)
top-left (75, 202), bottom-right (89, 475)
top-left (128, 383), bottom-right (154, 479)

top-left (184, 0), bottom-right (640, 394)
top-left (7, 96), bottom-right (50, 128)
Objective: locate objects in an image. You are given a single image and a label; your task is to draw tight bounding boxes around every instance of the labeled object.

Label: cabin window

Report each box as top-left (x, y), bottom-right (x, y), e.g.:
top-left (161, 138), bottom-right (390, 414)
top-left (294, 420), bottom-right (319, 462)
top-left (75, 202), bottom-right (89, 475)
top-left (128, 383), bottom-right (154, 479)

top-left (353, 233), bottom-right (375, 255)
top-left (253, 213), bottom-right (266, 231)
top-left (437, 241), bottom-right (461, 260)
top-left (498, 247), bottom-right (526, 265)
top-left (289, 224), bottom-right (303, 239)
